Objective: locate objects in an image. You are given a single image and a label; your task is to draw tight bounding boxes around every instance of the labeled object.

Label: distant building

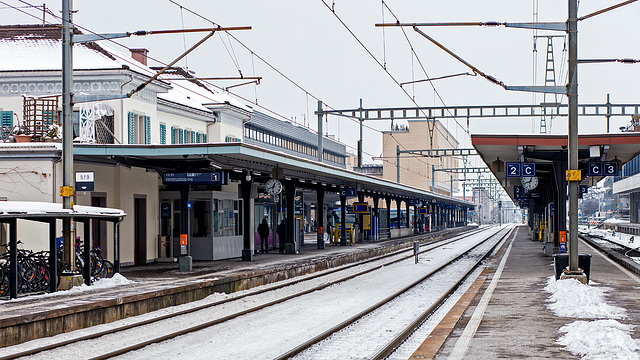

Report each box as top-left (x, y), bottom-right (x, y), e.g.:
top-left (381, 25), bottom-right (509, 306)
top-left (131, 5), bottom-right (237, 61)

top-left (381, 119), bottom-right (460, 196)
top-left (613, 117), bottom-right (640, 224)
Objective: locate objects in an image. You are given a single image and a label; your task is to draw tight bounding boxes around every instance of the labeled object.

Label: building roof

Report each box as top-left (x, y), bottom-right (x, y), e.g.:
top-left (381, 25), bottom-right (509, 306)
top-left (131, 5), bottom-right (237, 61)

top-left (0, 24), bottom-right (251, 114)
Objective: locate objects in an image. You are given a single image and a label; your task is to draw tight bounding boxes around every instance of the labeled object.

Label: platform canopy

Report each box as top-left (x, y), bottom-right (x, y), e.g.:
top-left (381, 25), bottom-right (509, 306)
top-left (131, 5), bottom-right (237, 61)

top-left (472, 133), bottom-right (640, 205)
top-left (73, 142), bottom-right (474, 207)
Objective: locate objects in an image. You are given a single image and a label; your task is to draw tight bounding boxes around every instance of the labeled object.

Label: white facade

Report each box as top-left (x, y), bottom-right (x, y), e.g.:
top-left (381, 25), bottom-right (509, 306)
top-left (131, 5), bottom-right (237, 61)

top-left (0, 25), bottom-right (252, 263)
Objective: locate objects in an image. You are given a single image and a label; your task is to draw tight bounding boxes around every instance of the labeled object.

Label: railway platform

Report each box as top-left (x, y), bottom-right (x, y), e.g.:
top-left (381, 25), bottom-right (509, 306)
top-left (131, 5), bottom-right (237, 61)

top-left (421, 224), bottom-right (640, 359)
top-left (0, 226), bottom-right (472, 348)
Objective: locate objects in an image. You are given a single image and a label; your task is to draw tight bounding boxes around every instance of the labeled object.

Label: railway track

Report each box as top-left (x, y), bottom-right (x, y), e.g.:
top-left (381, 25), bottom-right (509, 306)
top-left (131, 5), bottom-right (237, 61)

top-left (0, 226), bottom-right (491, 360)
top-left (278, 225), bottom-right (514, 360)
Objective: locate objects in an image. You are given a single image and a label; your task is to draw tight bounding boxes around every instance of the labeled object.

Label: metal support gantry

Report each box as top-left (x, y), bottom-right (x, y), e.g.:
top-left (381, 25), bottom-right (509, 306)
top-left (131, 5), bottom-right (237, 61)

top-left (317, 103), bottom-right (640, 121)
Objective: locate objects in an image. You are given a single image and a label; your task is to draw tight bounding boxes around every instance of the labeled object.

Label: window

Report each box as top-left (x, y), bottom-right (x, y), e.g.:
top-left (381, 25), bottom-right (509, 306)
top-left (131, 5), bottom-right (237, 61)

top-left (160, 124), bottom-right (166, 144)
top-left (128, 112), bottom-right (150, 144)
top-left (0, 111), bottom-right (13, 127)
top-left (184, 130), bottom-right (192, 144)
top-left (190, 200), bottom-right (212, 237)
top-left (213, 199), bottom-right (242, 237)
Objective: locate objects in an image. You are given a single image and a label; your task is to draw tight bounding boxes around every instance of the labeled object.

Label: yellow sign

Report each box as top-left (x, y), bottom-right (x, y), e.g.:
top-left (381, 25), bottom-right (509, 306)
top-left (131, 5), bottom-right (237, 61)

top-left (60, 186), bottom-right (73, 197)
top-left (566, 170), bottom-right (582, 181)
top-left (362, 214), bottom-right (371, 230)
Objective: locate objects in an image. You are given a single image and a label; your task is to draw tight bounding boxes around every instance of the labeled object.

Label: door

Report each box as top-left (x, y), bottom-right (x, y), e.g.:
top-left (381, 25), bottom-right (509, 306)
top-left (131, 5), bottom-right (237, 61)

top-left (134, 196), bottom-right (147, 265)
top-left (159, 202), bottom-right (173, 259)
top-left (91, 195), bottom-right (107, 250)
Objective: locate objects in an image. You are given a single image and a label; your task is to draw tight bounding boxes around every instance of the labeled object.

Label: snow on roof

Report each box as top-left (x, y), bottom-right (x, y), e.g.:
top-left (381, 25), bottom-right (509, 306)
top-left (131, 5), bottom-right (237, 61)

top-left (156, 69), bottom-right (252, 113)
top-left (0, 201), bottom-right (126, 218)
top-left (0, 26), bottom-right (117, 71)
top-left (0, 25), bottom-right (251, 114)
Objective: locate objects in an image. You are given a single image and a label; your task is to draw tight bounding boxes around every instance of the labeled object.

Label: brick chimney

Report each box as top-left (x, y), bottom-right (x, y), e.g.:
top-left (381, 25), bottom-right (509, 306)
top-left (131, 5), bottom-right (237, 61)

top-left (130, 48), bottom-right (148, 65)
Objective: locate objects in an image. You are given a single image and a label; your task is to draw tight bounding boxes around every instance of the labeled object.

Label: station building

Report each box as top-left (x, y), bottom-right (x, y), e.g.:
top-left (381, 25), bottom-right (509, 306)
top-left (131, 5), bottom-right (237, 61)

top-left (0, 24), bottom-right (473, 267)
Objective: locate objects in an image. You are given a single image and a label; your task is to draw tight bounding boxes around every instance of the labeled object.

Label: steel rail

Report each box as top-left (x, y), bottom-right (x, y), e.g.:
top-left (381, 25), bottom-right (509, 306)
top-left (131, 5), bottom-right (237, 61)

top-left (370, 226), bottom-right (515, 359)
top-left (273, 226), bottom-right (510, 360)
top-left (0, 227), bottom-right (487, 360)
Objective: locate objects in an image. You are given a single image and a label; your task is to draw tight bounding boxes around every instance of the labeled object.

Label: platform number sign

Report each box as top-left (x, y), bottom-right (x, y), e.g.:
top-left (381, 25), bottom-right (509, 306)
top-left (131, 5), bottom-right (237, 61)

top-left (506, 162), bottom-right (521, 177)
top-left (513, 186), bottom-right (525, 200)
top-left (506, 162), bottom-right (536, 177)
top-left (588, 161), bottom-right (618, 177)
top-left (588, 162), bottom-right (604, 176)
top-left (603, 162), bottom-right (618, 176)
top-left (521, 163), bottom-right (536, 177)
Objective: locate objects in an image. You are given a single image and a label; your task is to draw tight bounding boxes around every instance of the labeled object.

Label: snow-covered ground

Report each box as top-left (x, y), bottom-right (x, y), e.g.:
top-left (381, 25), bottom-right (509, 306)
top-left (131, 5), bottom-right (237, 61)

top-left (579, 226), bottom-right (640, 264)
top-left (545, 276), bottom-right (640, 359)
top-left (580, 227), bottom-right (638, 249)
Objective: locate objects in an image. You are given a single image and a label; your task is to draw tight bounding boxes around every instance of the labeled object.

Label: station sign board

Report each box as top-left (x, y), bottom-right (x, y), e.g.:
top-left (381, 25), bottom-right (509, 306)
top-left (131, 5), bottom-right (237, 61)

top-left (603, 161), bottom-right (619, 176)
top-left (163, 171), bottom-right (229, 185)
top-left (506, 162), bottom-right (536, 177)
top-left (352, 202), bottom-right (369, 213)
top-left (417, 207), bottom-right (427, 214)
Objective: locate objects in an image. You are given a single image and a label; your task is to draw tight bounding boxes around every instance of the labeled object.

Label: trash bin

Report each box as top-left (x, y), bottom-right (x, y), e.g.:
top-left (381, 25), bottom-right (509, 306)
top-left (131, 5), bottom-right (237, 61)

top-left (553, 253), bottom-right (591, 283)
top-left (285, 243), bottom-right (295, 254)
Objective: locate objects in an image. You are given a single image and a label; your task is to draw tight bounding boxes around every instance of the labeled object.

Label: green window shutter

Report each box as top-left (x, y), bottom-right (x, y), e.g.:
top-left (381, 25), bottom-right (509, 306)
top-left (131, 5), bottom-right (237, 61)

top-left (195, 132), bottom-right (200, 144)
top-left (0, 111), bottom-right (13, 128)
top-left (128, 112), bottom-right (135, 144)
top-left (144, 116), bottom-right (151, 144)
top-left (171, 126), bottom-right (175, 144)
top-left (191, 132), bottom-right (195, 144)
top-left (160, 124), bottom-right (166, 145)
top-left (203, 134), bottom-right (207, 143)
top-left (179, 129), bottom-right (184, 144)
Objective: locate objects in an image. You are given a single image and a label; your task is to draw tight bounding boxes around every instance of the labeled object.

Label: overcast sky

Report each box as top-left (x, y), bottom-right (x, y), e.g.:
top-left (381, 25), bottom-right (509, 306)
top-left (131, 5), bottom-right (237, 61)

top-left (1, 0), bottom-right (638, 166)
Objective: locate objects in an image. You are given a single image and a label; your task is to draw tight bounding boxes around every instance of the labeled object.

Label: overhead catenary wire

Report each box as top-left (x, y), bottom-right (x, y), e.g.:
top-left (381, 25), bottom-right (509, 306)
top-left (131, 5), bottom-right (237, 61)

top-left (319, 0), bottom-right (467, 152)
top-left (167, 0), bottom-right (384, 136)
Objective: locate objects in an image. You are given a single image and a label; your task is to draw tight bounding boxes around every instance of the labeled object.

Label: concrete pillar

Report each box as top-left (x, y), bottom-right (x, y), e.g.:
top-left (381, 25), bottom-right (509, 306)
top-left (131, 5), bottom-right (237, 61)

top-left (340, 191), bottom-right (347, 245)
top-left (405, 200), bottom-right (410, 229)
top-left (316, 184), bottom-right (325, 249)
top-left (285, 180), bottom-right (296, 252)
top-left (241, 173), bottom-right (253, 261)
top-left (179, 185), bottom-right (192, 271)
top-left (385, 197), bottom-right (392, 238)
top-left (396, 198), bottom-right (402, 229)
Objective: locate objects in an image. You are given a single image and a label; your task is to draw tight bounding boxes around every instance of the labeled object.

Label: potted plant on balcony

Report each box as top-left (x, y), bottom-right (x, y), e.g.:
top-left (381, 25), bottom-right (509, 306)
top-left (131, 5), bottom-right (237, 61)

top-left (12, 125), bottom-right (31, 143)
top-left (43, 123), bottom-right (62, 142)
